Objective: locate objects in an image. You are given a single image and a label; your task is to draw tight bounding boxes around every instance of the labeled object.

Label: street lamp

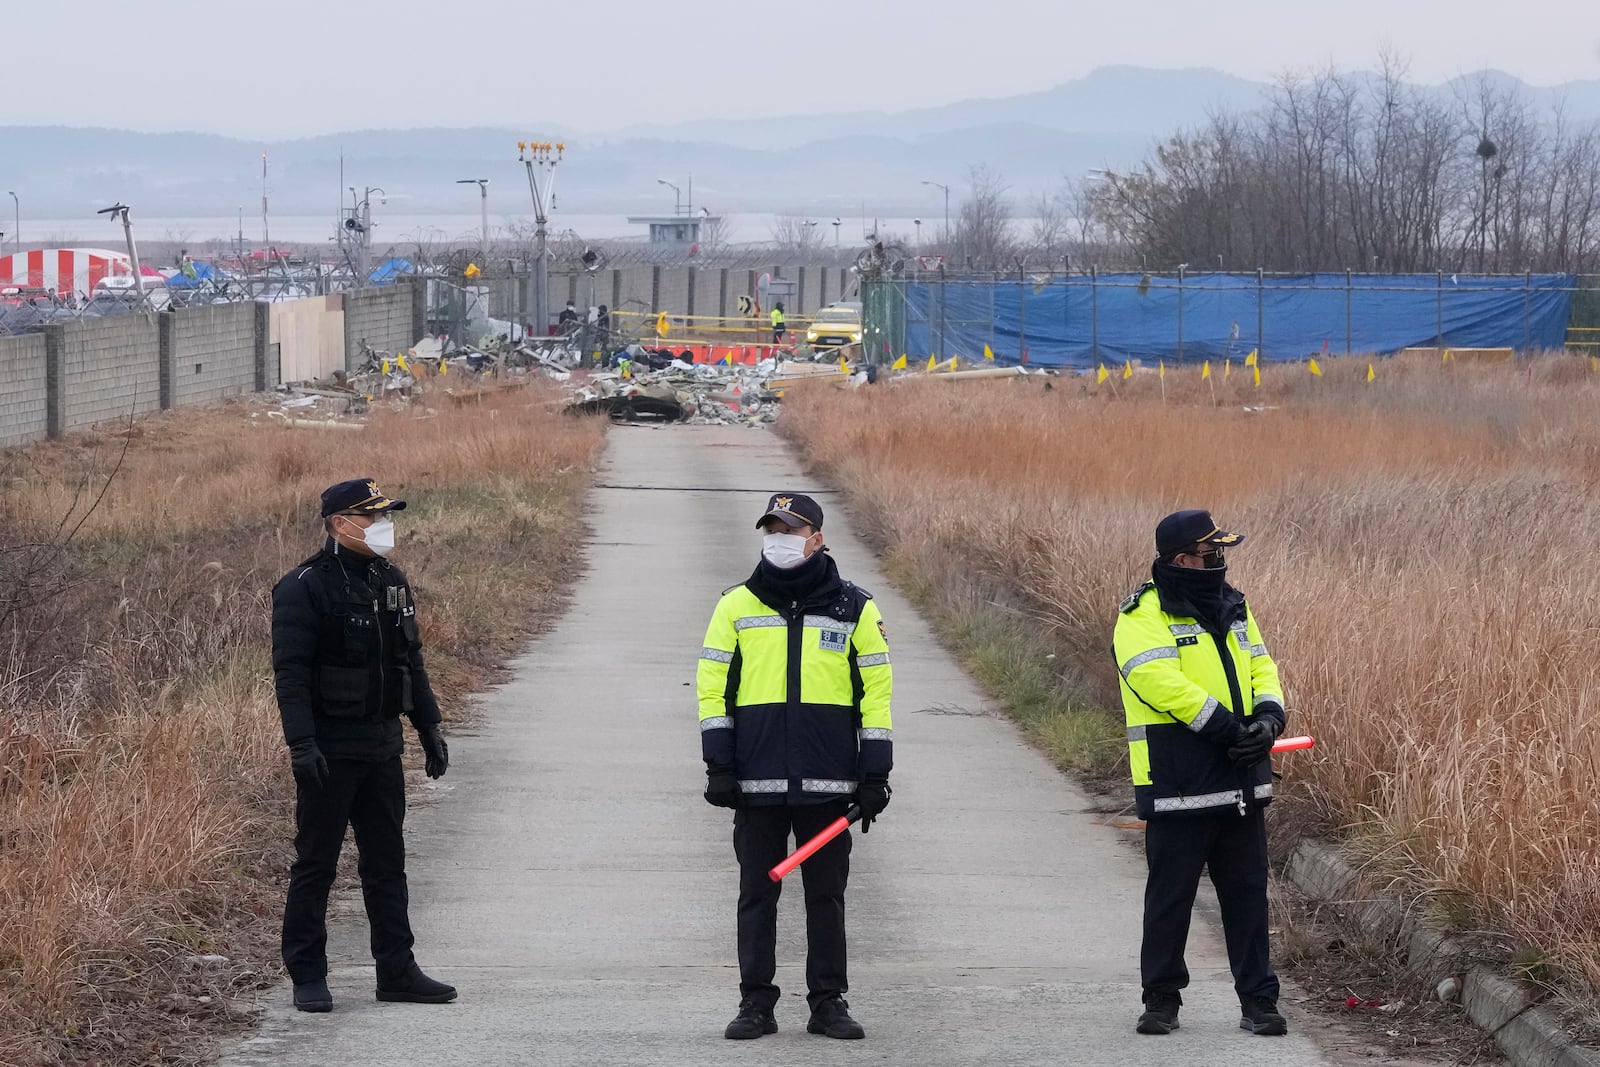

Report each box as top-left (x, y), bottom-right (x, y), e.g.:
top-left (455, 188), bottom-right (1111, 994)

top-left (913, 218), bottom-right (922, 252)
top-left (832, 218), bottom-right (841, 250)
top-left (802, 219), bottom-right (818, 249)
top-left (6, 191), bottom-right (15, 252)
top-left (520, 140), bottom-right (564, 338)
top-left (921, 180), bottom-right (949, 255)
top-left (657, 178), bottom-right (681, 216)
top-left (96, 203), bottom-right (146, 303)
top-left (455, 179), bottom-right (489, 254)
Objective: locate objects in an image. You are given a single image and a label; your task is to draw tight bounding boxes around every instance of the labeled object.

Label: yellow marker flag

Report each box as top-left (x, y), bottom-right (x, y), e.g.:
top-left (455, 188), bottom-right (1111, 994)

top-left (1367, 362), bottom-right (1376, 383)
top-left (1245, 349), bottom-right (1258, 367)
top-left (1201, 360), bottom-right (1211, 380)
top-left (1253, 365), bottom-right (1261, 387)
top-left (1442, 348), bottom-right (1453, 363)
top-left (1308, 358), bottom-right (1323, 377)
top-left (983, 344), bottom-right (995, 361)
top-left (463, 262), bottom-right (480, 279)
top-left (892, 353), bottom-right (907, 370)
top-left (927, 354), bottom-right (937, 372)
top-left (838, 356), bottom-right (848, 374)
top-left (1159, 361), bottom-right (1166, 380)
top-left (1096, 364), bottom-right (1109, 384)
top-left (381, 358), bottom-right (391, 375)
top-left (1592, 355), bottom-right (1599, 373)
top-left (656, 312), bottom-right (670, 337)
top-left (1225, 358), bottom-right (1232, 378)
top-left (947, 356), bottom-right (959, 371)
top-left (439, 358), bottom-right (448, 376)
top-left (396, 353), bottom-right (410, 374)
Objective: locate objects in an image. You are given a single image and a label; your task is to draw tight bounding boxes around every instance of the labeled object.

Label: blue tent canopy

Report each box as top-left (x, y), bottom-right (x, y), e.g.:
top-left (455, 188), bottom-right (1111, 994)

top-left (165, 260), bottom-right (222, 289)
top-left (369, 257), bottom-right (414, 285)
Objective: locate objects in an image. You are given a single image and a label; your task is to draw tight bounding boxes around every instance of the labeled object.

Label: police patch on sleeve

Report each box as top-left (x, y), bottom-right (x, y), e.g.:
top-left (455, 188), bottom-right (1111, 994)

top-left (877, 619), bottom-right (888, 643)
top-left (819, 629), bottom-right (849, 653)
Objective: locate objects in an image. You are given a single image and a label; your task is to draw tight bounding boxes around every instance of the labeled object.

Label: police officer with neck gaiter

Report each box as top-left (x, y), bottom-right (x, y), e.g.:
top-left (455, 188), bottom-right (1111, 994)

top-left (271, 479), bottom-right (455, 1013)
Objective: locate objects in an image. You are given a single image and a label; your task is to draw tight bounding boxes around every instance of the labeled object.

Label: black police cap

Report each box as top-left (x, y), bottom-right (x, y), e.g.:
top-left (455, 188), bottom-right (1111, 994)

top-left (320, 478), bottom-right (407, 517)
top-left (757, 492), bottom-right (824, 530)
top-left (1155, 509), bottom-right (1244, 557)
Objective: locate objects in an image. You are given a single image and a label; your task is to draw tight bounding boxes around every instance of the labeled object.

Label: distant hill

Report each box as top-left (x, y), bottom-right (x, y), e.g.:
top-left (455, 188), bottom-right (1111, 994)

top-left (6, 66), bottom-right (1599, 223)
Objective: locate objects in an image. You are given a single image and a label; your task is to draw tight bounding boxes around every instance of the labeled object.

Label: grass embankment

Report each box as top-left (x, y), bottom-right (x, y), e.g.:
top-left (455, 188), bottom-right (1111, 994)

top-left (782, 355), bottom-right (1600, 997)
top-left (0, 387), bottom-right (604, 1066)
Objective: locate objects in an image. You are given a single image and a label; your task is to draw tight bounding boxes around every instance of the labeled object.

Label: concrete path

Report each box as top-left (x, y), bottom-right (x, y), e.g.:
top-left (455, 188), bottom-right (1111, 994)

top-left (223, 425), bottom-right (1337, 1067)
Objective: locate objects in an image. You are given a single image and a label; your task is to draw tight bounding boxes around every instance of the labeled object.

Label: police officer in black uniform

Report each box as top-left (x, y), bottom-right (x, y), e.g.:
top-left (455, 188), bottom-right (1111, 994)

top-left (271, 478), bottom-right (456, 1013)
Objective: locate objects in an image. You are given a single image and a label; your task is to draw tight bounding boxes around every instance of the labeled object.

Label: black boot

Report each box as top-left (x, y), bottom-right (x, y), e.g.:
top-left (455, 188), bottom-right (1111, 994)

top-left (1239, 996), bottom-right (1287, 1036)
top-left (293, 979), bottom-right (333, 1013)
top-left (806, 996), bottom-right (865, 1040)
top-left (375, 963), bottom-right (457, 1004)
top-left (724, 1001), bottom-right (777, 1040)
top-left (1136, 991), bottom-right (1181, 1035)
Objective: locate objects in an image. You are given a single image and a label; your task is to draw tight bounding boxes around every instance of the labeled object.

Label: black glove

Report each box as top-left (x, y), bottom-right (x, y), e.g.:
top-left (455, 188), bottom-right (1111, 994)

top-left (419, 726), bottom-right (449, 779)
top-left (1226, 720), bottom-right (1274, 769)
top-left (289, 738), bottom-right (328, 790)
top-left (857, 776), bottom-right (892, 833)
top-left (704, 768), bottom-right (740, 809)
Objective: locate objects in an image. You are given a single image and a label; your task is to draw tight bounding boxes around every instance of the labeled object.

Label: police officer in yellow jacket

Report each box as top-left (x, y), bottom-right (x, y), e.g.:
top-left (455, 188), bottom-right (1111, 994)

top-left (1114, 509), bottom-right (1288, 1038)
top-left (697, 492), bottom-right (892, 1042)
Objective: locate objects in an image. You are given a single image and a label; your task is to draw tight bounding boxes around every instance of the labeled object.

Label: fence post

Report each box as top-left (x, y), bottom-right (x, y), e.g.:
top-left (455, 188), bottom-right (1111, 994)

top-left (157, 310), bottom-right (175, 411)
top-left (686, 268), bottom-right (697, 318)
top-left (43, 324), bottom-right (65, 439)
top-left (1091, 266), bottom-right (1100, 361)
top-left (1017, 267), bottom-right (1026, 363)
top-left (1177, 266), bottom-right (1185, 362)
top-left (254, 300), bottom-right (271, 391)
top-left (1345, 269), bottom-right (1352, 356)
top-left (1257, 268), bottom-right (1265, 359)
top-left (650, 266), bottom-right (662, 314)
top-left (718, 268), bottom-right (729, 319)
top-left (1523, 270), bottom-right (1532, 356)
top-left (797, 266), bottom-right (807, 313)
top-left (1436, 269), bottom-right (1444, 348)
top-left (610, 269), bottom-right (622, 317)
top-left (938, 266), bottom-right (947, 360)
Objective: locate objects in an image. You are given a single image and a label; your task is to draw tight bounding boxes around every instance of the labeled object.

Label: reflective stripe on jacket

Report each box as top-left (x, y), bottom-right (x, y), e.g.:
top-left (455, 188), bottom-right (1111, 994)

top-left (697, 583), bottom-right (892, 804)
top-left (1114, 582), bottom-right (1285, 819)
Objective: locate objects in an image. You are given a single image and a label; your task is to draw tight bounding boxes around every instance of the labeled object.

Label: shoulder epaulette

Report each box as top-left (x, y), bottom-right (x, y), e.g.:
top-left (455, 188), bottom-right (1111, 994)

top-left (722, 583), bottom-right (744, 597)
top-left (1119, 581), bottom-right (1156, 614)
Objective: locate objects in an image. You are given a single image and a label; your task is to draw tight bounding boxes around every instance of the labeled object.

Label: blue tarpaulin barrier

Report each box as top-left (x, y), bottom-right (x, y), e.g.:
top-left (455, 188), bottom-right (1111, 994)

top-left (900, 273), bottom-right (1576, 368)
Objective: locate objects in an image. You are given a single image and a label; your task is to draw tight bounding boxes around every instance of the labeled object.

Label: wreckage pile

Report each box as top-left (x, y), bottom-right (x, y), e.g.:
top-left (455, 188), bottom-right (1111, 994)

top-left (563, 358), bottom-right (851, 425)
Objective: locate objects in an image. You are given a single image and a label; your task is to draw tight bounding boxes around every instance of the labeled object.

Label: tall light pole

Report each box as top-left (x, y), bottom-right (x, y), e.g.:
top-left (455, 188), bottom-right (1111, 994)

top-left (521, 140), bottom-right (564, 339)
top-left (921, 180), bottom-right (949, 258)
top-left (456, 178), bottom-right (490, 254)
top-left (96, 203), bottom-right (146, 303)
top-left (6, 191), bottom-right (16, 252)
top-left (657, 178), bottom-right (681, 216)
top-left (832, 218), bottom-right (841, 250)
top-left (913, 218), bottom-right (922, 254)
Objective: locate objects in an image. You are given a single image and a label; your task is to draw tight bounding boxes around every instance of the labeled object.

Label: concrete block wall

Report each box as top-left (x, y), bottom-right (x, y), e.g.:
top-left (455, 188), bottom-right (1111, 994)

top-left (0, 333), bottom-right (48, 447)
top-left (342, 282), bottom-right (419, 370)
top-left (170, 303), bottom-right (257, 406)
top-left (60, 317), bottom-right (161, 431)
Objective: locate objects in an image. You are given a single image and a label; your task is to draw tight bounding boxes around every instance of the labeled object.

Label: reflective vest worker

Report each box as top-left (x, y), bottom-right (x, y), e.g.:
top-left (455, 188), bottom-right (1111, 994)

top-left (1112, 509), bottom-right (1289, 1039)
top-left (271, 478), bottom-right (457, 1014)
top-left (697, 491), bottom-right (892, 1042)
top-left (770, 303), bottom-right (786, 344)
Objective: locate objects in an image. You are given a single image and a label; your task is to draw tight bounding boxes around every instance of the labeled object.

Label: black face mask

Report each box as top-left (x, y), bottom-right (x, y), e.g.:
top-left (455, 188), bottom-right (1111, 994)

top-left (1152, 559), bottom-right (1232, 629)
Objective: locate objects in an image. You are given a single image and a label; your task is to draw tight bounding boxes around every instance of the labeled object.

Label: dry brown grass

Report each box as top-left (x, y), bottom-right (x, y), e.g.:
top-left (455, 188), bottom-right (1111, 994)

top-left (0, 385), bottom-right (604, 1065)
top-left (782, 354), bottom-right (1600, 996)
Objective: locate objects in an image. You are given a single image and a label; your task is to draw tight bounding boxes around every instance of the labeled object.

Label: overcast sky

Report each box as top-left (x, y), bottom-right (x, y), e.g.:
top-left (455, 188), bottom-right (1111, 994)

top-left (14, 0), bottom-right (1599, 138)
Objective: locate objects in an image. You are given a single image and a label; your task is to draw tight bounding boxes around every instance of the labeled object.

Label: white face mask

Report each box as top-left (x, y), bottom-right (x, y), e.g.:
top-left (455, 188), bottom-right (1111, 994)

top-left (343, 515), bottom-right (396, 557)
top-left (761, 532), bottom-right (810, 569)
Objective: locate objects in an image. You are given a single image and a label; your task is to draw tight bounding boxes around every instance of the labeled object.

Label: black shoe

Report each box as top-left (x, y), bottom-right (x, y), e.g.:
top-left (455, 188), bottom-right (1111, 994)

top-left (1136, 991), bottom-right (1181, 1035)
top-left (806, 997), bottom-right (865, 1040)
top-left (375, 964), bottom-right (457, 1004)
top-left (1239, 996), bottom-right (1287, 1036)
top-left (292, 979), bottom-right (332, 1013)
top-left (724, 1002), bottom-right (777, 1040)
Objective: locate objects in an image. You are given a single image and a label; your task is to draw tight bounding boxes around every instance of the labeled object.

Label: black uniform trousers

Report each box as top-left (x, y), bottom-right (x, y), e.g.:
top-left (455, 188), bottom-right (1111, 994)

top-left (1141, 804), bottom-right (1279, 1005)
top-left (733, 800), bottom-right (852, 1013)
top-left (282, 756), bottom-right (416, 985)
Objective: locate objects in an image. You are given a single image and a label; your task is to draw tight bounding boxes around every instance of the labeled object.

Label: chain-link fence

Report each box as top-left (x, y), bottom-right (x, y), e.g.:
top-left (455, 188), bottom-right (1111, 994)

top-left (861, 271), bottom-right (1600, 367)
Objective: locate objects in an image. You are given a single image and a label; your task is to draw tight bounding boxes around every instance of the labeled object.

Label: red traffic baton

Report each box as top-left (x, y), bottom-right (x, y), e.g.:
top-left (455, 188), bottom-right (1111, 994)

top-left (769, 805), bottom-right (861, 882)
top-left (1271, 735), bottom-right (1315, 753)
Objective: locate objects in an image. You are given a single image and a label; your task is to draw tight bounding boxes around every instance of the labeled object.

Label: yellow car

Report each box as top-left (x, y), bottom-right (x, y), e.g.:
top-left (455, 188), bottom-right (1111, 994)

top-left (806, 303), bottom-right (863, 350)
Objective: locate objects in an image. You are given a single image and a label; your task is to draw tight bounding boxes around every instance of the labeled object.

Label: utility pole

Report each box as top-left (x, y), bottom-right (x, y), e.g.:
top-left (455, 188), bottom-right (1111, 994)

top-left (96, 203), bottom-right (146, 303)
top-left (6, 191), bottom-right (17, 252)
top-left (456, 178), bottom-right (490, 253)
top-left (922, 180), bottom-right (950, 261)
top-left (261, 154), bottom-right (270, 254)
top-left (520, 140), bottom-right (563, 339)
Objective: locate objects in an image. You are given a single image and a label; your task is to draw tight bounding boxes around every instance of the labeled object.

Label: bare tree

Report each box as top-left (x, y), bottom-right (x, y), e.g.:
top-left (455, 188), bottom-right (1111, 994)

top-left (770, 215), bottom-right (823, 255)
top-left (954, 165), bottom-right (1015, 270)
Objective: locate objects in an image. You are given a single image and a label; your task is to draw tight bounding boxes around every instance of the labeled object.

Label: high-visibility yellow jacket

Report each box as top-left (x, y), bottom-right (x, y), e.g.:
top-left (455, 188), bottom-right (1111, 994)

top-left (770, 308), bottom-right (786, 328)
top-left (697, 568), bottom-right (892, 805)
top-left (1114, 580), bottom-right (1285, 819)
